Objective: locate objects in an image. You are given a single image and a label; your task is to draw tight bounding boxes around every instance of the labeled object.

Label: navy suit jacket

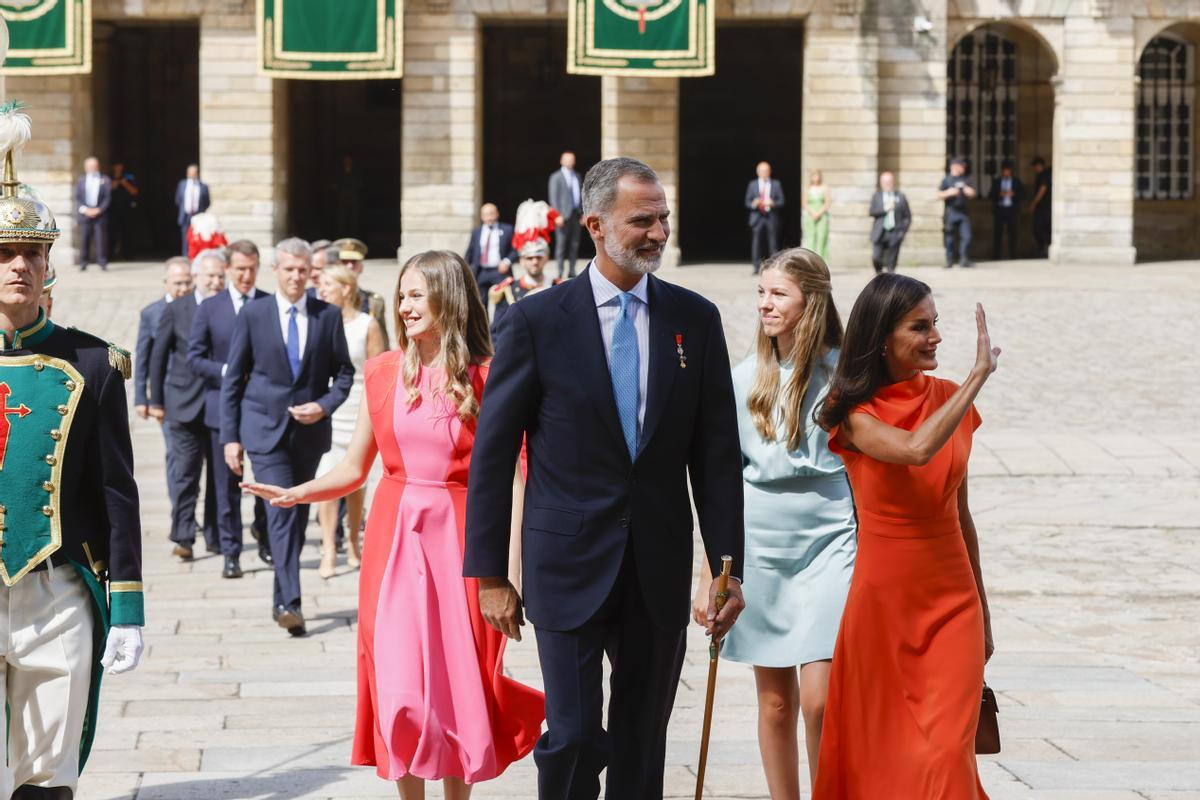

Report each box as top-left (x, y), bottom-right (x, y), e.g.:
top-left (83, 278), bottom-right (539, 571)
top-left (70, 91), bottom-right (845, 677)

top-left (464, 223), bottom-right (517, 279)
top-left (134, 297), bottom-right (168, 406)
top-left (464, 267), bottom-right (745, 632)
top-left (219, 294), bottom-right (354, 454)
top-left (174, 180), bottom-right (212, 226)
top-left (149, 293), bottom-right (206, 424)
top-left (187, 289), bottom-right (270, 430)
top-left (745, 178), bottom-right (785, 228)
top-left (75, 174), bottom-right (113, 221)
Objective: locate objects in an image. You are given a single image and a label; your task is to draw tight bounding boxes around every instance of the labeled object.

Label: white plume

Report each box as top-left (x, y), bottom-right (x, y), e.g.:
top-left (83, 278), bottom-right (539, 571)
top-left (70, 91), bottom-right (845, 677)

top-left (0, 104), bottom-right (33, 158)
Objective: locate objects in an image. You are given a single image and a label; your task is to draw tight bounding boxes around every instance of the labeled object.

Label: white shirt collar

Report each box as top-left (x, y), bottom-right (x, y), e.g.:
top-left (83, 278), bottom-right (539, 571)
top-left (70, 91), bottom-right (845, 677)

top-left (229, 286), bottom-right (248, 304)
top-left (275, 290), bottom-right (307, 316)
top-left (588, 261), bottom-right (649, 308)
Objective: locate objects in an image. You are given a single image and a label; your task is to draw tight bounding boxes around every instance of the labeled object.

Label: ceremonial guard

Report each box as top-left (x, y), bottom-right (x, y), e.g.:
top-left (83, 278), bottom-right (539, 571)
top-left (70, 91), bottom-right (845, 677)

top-left (487, 238), bottom-right (560, 332)
top-left (332, 237), bottom-right (389, 341)
top-left (0, 104), bottom-right (144, 799)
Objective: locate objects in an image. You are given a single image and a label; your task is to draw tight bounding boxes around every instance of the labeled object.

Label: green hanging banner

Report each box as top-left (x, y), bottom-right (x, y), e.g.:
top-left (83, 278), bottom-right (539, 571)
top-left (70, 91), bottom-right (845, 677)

top-left (0, 0), bottom-right (91, 75)
top-left (567, 0), bottom-right (714, 77)
top-left (257, 0), bottom-right (402, 80)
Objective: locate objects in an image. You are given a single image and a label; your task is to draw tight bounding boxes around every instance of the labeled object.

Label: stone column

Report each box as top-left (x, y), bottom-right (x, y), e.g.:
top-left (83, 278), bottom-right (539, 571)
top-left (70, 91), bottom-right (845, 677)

top-left (198, 13), bottom-right (280, 253)
top-left (398, 10), bottom-right (481, 262)
top-left (876, 5), bottom-right (947, 267)
top-left (1051, 13), bottom-right (1137, 264)
top-left (801, 7), bottom-right (879, 270)
top-left (2, 74), bottom-right (92, 268)
top-left (600, 76), bottom-right (680, 267)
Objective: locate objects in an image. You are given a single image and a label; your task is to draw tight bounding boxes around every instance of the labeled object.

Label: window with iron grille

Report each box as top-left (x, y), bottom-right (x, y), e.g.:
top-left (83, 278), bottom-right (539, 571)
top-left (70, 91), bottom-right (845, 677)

top-left (1137, 34), bottom-right (1194, 200)
top-left (947, 30), bottom-right (1017, 195)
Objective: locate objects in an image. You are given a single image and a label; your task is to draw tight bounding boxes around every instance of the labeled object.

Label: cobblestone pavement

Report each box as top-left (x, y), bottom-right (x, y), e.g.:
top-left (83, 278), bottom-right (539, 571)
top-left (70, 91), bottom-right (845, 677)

top-left (52, 256), bottom-right (1200, 800)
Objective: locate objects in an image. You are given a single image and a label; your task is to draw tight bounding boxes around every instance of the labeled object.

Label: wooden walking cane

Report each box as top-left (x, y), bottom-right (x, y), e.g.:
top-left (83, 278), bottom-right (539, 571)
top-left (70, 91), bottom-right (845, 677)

top-left (694, 555), bottom-right (733, 800)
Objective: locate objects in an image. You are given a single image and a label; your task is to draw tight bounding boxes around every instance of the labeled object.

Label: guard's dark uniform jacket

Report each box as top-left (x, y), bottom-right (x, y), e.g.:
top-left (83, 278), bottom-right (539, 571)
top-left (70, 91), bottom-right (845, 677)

top-left (0, 311), bottom-right (143, 766)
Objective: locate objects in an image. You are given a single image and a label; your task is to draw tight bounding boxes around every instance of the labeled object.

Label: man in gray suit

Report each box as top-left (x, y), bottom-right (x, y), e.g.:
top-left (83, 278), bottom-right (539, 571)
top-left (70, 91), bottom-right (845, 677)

top-left (868, 171), bottom-right (912, 273)
top-left (548, 151), bottom-right (583, 278)
top-left (74, 156), bottom-right (112, 271)
top-left (745, 160), bottom-right (785, 275)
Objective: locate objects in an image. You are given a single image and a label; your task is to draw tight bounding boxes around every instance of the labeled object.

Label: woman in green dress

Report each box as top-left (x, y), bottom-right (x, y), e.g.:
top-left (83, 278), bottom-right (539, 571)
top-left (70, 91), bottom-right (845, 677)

top-left (801, 170), bottom-right (831, 261)
top-left (694, 247), bottom-right (856, 796)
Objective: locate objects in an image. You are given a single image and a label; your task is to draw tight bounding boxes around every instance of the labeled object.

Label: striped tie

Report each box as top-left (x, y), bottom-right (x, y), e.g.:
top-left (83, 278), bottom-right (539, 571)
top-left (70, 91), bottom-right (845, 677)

top-left (610, 292), bottom-right (640, 460)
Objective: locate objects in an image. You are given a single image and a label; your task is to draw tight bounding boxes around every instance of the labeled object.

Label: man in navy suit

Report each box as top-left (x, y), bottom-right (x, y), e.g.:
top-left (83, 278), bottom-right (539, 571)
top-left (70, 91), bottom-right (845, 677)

top-left (745, 160), bottom-right (786, 275)
top-left (188, 240), bottom-right (272, 578)
top-left (135, 257), bottom-right (194, 552)
top-left (150, 250), bottom-right (226, 561)
top-left (174, 163), bottom-right (211, 256)
top-left (465, 157), bottom-right (746, 799)
top-left (74, 156), bottom-right (112, 270)
top-left (221, 238), bottom-right (354, 636)
top-left (464, 202), bottom-right (516, 304)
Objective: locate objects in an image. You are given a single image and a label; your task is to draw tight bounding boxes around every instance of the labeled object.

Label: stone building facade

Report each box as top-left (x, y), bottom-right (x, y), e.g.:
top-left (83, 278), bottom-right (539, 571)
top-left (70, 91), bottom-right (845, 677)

top-left (3, 0), bottom-right (1199, 268)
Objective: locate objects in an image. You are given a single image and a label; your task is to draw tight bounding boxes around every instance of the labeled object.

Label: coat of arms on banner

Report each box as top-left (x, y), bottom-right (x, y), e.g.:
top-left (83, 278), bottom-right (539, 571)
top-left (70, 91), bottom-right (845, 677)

top-left (0, 0), bottom-right (90, 75)
top-left (568, 0), bottom-right (714, 77)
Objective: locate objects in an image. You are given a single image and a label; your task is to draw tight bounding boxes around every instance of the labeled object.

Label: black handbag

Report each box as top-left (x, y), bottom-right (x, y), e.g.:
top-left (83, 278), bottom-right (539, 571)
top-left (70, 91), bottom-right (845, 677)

top-left (975, 684), bottom-right (1001, 754)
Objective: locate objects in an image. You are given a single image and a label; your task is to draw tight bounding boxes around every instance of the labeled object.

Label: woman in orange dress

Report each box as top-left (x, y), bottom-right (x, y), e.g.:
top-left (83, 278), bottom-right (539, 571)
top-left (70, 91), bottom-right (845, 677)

top-left (244, 251), bottom-right (543, 799)
top-left (813, 273), bottom-right (999, 799)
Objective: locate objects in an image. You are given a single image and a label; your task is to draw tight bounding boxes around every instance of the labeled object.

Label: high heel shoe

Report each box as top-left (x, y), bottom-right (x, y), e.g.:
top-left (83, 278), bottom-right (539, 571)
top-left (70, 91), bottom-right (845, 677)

top-left (318, 553), bottom-right (337, 580)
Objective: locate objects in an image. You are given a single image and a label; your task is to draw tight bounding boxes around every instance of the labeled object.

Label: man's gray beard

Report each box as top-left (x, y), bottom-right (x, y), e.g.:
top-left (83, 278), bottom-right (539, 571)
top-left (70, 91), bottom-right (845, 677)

top-left (603, 235), bottom-right (662, 276)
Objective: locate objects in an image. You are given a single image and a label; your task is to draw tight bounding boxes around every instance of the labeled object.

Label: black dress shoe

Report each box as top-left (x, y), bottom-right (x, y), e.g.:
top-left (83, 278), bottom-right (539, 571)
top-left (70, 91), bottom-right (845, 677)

top-left (223, 556), bottom-right (243, 579)
top-left (258, 543), bottom-right (274, 565)
top-left (273, 604), bottom-right (306, 636)
top-left (961, 260), bottom-right (975, 268)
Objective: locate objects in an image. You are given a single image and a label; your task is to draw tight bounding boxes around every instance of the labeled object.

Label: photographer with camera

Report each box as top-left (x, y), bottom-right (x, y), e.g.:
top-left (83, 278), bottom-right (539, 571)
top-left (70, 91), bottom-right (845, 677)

top-left (937, 157), bottom-right (977, 268)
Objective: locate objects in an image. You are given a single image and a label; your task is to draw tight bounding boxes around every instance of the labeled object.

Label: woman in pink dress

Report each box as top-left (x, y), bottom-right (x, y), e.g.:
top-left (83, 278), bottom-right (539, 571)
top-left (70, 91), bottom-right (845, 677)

top-left (243, 251), bottom-right (544, 799)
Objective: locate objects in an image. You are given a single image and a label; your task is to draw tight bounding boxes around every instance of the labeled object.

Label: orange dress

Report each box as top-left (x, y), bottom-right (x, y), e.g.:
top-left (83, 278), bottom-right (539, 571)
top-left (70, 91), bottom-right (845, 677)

top-left (815, 373), bottom-right (988, 799)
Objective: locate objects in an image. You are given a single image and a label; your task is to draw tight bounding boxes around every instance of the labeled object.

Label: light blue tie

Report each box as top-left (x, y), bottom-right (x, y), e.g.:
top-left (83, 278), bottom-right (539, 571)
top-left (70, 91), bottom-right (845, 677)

top-left (286, 306), bottom-right (301, 380)
top-left (610, 292), bottom-right (640, 460)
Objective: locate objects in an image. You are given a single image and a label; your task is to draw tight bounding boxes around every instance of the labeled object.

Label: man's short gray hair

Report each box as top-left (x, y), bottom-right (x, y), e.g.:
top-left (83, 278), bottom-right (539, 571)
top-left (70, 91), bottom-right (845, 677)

top-left (190, 248), bottom-right (228, 275)
top-left (323, 245), bottom-right (341, 264)
top-left (581, 157), bottom-right (660, 219)
top-left (274, 237), bottom-right (313, 262)
top-left (164, 256), bottom-right (191, 274)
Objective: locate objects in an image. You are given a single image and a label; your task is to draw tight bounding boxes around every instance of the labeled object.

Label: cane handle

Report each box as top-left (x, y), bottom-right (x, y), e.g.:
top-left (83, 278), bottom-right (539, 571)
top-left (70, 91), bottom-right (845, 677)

top-left (714, 555), bottom-right (732, 613)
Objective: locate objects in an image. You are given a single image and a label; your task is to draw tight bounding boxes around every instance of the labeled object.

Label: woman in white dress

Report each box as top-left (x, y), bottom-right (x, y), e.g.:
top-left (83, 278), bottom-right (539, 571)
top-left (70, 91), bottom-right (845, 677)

top-left (316, 265), bottom-right (387, 578)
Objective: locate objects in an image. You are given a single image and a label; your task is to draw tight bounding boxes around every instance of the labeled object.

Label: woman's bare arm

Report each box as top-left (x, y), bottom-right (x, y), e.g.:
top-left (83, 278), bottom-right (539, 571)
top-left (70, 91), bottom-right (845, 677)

top-left (840, 304), bottom-right (999, 466)
top-left (242, 399), bottom-right (379, 506)
top-left (365, 318), bottom-right (387, 360)
top-left (958, 473), bottom-right (994, 662)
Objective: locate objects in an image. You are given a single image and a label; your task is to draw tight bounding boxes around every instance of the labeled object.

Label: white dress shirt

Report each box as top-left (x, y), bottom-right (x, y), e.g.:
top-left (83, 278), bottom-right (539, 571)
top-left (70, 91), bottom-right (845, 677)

top-left (228, 286), bottom-right (251, 314)
top-left (999, 177), bottom-right (1013, 208)
top-left (185, 179), bottom-right (200, 214)
top-left (478, 224), bottom-right (502, 267)
top-left (589, 262), bottom-right (649, 428)
top-left (275, 291), bottom-right (309, 360)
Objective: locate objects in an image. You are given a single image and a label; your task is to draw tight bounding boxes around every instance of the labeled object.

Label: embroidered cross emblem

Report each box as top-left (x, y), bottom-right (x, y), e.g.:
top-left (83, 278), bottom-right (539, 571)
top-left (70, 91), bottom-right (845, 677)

top-left (0, 382), bottom-right (32, 471)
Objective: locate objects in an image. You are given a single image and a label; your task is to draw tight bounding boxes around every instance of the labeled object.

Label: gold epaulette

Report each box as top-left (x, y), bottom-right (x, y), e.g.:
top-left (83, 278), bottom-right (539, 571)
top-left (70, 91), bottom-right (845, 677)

top-left (107, 343), bottom-right (132, 379)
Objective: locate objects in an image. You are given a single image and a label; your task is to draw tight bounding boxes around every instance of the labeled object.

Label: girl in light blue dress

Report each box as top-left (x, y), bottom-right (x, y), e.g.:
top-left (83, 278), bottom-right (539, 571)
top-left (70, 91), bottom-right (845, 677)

top-left (694, 247), bottom-right (856, 794)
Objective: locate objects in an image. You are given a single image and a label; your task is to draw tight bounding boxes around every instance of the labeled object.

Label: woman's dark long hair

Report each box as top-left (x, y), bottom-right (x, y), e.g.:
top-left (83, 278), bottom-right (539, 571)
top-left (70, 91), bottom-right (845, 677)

top-left (817, 273), bottom-right (932, 431)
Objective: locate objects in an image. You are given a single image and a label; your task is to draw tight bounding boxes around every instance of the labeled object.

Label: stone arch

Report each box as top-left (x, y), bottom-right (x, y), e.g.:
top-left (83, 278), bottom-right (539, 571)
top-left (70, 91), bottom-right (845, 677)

top-left (1133, 22), bottom-right (1200, 261)
top-left (945, 20), bottom-right (1058, 261)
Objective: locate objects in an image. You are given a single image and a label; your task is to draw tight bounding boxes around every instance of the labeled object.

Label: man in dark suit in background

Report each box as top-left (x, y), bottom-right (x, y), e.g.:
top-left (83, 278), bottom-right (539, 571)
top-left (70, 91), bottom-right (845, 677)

top-left (548, 151), bottom-right (584, 278)
top-left (135, 257), bottom-right (194, 554)
top-left (989, 160), bottom-right (1025, 260)
top-left (74, 156), bottom-right (111, 271)
top-left (150, 250), bottom-right (227, 561)
top-left (1028, 156), bottom-right (1053, 258)
top-left (109, 161), bottom-right (140, 260)
top-left (464, 203), bottom-right (516, 304)
top-left (868, 171), bottom-right (912, 273)
top-left (746, 160), bottom-right (786, 274)
top-left (174, 163), bottom-right (211, 256)
top-left (221, 238), bottom-right (354, 636)
top-left (465, 157), bottom-right (745, 799)
top-left (188, 240), bottom-right (272, 578)
top-left (937, 156), bottom-right (977, 268)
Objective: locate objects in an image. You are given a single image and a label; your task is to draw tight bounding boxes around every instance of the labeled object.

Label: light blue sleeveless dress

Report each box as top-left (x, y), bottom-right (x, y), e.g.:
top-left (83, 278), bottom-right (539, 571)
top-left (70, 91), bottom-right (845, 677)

top-left (722, 350), bottom-right (857, 667)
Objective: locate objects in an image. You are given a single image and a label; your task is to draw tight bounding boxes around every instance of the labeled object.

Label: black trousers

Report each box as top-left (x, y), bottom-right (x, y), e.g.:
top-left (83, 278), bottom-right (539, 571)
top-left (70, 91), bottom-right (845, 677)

top-left (555, 211), bottom-right (582, 278)
top-left (476, 267), bottom-right (503, 306)
top-left (944, 211), bottom-right (972, 264)
top-left (247, 436), bottom-right (323, 609)
top-left (1033, 209), bottom-right (1051, 256)
top-left (210, 427), bottom-right (268, 558)
top-left (533, 545), bottom-right (687, 800)
top-left (992, 207), bottom-right (1018, 259)
top-left (750, 216), bottom-right (780, 273)
top-left (871, 232), bottom-right (904, 273)
top-left (78, 216), bottom-right (107, 268)
top-left (166, 417), bottom-right (218, 549)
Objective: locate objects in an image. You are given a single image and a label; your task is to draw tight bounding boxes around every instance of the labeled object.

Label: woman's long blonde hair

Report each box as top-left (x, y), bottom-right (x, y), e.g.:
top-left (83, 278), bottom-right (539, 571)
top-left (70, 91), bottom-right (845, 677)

top-left (395, 250), bottom-right (493, 421)
top-left (747, 247), bottom-right (843, 451)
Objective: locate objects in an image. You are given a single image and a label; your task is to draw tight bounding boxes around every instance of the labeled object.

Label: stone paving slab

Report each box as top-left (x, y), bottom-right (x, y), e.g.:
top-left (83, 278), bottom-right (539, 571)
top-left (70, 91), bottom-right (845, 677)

top-left (45, 259), bottom-right (1200, 799)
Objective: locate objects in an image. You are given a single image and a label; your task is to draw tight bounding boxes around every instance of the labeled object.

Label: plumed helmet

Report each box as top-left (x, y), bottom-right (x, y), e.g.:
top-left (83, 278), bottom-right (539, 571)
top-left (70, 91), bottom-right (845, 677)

top-left (0, 101), bottom-right (60, 245)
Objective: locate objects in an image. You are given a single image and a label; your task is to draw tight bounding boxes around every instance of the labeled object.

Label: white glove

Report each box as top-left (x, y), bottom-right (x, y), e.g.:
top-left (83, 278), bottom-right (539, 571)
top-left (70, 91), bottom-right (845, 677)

top-left (100, 625), bottom-right (145, 674)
